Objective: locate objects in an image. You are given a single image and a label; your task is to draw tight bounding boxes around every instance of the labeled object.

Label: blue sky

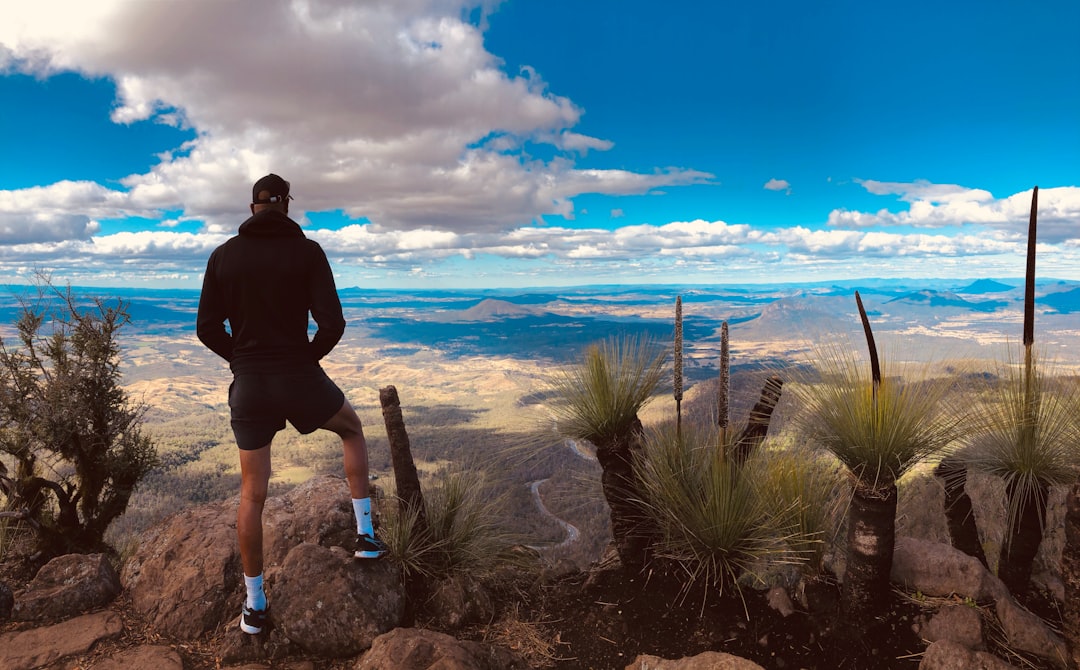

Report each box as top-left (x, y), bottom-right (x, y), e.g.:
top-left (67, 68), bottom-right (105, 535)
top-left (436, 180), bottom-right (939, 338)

top-left (1, 0), bottom-right (1077, 289)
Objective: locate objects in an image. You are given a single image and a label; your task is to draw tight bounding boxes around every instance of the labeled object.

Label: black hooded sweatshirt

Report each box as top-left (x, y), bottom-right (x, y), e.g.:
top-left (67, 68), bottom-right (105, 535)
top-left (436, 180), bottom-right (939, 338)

top-left (196, 209), bottom-right (346, 374)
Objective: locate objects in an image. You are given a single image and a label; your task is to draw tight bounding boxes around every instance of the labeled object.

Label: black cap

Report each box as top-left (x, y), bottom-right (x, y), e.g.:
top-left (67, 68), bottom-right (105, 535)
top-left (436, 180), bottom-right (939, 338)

top-left (252, 174), bottom-right (291, 204)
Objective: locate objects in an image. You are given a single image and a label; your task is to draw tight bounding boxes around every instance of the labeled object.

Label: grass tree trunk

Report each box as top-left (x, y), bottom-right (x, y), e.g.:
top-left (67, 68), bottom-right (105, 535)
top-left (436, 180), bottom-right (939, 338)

top-left (730, 375), bottom-right (783, 467)
top-left (842, 483), bottom-right (898, 623)
top-left (934, 458), bottom-right (988, 568)
top-left (379, 385), bottom-right (429, 537)
top-left (1062, 479), bottom-right (1080, 667)
top-left (998, 480), bottom-right (1049, 597)
top-left (594, 417), bottom-right (655, 573)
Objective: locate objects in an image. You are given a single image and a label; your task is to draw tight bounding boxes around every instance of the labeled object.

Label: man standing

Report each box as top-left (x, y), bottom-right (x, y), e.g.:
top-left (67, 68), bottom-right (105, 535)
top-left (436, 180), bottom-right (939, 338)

top-left (197, 174), bottom-right (387, 635)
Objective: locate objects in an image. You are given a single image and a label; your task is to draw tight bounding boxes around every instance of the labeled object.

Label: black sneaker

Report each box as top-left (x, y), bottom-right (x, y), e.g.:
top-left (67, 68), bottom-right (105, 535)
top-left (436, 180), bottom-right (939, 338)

top-left (355, 533), bottom-right (389, 559)
top-left (240, 604), bottom-right (269, 634)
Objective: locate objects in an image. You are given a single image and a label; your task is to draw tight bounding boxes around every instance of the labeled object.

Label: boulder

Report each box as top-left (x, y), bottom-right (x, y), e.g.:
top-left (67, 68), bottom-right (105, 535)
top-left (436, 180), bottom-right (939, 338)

top-left (892, 537), bottom-right (1008, 602)
top-left (893, 538), bottom-right (1069, 668)
top-left (918, 639), bottom-right (1015, 670)
top-left (919, 604), bottom-right (984, 650)
top-left (12, 552), bottom-right (120, 621)
top-left (122, 475), bottom-right (360, 639)
top-left (995, 597), bottom-right (1069, 668)
top-left (625, 651), bottom-right (766, 669)
top-left (93, 645), bottom-right (184, 670)
top-left (425, 573), bottom-right (496, 631)
top-left (355, 627), bottom-right (527, 670)
top-left (120, 494), bottom-right (240, 638)
top-left (274, 542), bottom-right (404, 657)
top-left (0, 610), bottom-right (123, 670)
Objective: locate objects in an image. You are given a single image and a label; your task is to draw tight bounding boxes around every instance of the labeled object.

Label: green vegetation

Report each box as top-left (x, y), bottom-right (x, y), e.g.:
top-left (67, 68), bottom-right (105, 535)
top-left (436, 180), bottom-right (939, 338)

top-left (547, 334), bottom-right (668, 571)
top-left (790, 340), bottom-right (961, 621)
top-left (0, 279), bottom-right (157, 557)
top-left (381, 468), bottom-right (522, 580)
top-left (635, 422), bottom-right (783, 595)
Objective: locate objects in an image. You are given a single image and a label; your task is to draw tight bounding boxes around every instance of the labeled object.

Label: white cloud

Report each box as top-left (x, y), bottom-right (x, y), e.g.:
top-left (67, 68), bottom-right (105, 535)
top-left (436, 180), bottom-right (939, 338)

top-left (764, 178), bottom-right (791, 194)
top-left (829, 182), bottom-right (1080, 243)
top-left (0, 0), bottom-right (710, 234)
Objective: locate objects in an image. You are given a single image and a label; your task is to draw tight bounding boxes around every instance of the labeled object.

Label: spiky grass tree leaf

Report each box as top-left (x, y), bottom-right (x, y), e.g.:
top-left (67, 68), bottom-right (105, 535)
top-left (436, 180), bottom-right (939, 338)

top-left (548, 334), bottom-right (668, 447)
top-left (381, 469), bottom-right (520, 580)
top-left (963, 352), bottom-right (1079, 532)
top-left (636, 422), bottom-right (788, 596)
top-left (792, 344), bottom-right (961, 492)
top-left (748, 442), bottom-right (847, 575)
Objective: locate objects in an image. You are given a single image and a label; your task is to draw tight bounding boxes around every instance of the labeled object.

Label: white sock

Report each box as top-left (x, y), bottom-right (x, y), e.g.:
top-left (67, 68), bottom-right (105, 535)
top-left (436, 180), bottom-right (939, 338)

top-left (353, 497), bottom-right (374, 536)
top-left (244, 573), bottom-right (266, 611)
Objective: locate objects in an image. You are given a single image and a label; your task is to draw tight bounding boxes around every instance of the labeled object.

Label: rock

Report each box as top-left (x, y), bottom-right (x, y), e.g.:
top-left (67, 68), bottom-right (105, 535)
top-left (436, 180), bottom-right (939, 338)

top-left (122, 475), bottom-right (360, 639)
top-left (0, 580), bottom-right (12, 621)
top-left (766, 586), bottom-right (795, 617)
top-left (920, 604), bottom-right (984, 650)
top-left (892, 538), bottom-right (1068, 668)
top-left (12, 552), bottom-right (120, 621)
top-left (0, 610), bottom-right (123, 670)
top-left (93, 645), bottom-right (184, 670)
top-left (426, 573), bottom-right (496, 631)
top-left (121, 494), bottom-right (241, 638)
top-left (274, 542), bottom-right (404, 657)
top-left (355, 627), bottom-right (527, 670)
top-left (625, 651), bottom-right (766, 669)
top-left (918, 639), bottom-right (1015, 670)
top-left (260, 475), bottom-right (358, 570)
top-left (218, 623), bottom-right (298, 664)
top-left (892, 537), bottom-right (1008, 602)
top-left (995, 597), bottom-right (1069, 668)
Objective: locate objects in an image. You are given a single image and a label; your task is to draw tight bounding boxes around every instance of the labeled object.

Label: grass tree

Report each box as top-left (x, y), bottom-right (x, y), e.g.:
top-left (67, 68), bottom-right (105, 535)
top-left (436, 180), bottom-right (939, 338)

top-left (635, 421), bottom-right (781, 599)
top-left (792, 295), bottom-right (960, 622)
top-left (960, 187), bottom-right (1079, 597)
top-left (963, 354), bottom-right (1078, 595)
top-left (548, 334), bottom-right (668, 571)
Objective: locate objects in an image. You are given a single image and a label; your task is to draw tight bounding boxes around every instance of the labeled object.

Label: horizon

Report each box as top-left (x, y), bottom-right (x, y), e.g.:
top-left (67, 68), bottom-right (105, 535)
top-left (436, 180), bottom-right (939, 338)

top-left (1, 1), bottom-right (1078, 290)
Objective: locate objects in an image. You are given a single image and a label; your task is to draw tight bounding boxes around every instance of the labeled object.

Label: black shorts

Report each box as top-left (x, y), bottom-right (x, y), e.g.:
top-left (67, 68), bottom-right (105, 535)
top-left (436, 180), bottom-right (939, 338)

top-left (228, 368), bottom-right (346, 450)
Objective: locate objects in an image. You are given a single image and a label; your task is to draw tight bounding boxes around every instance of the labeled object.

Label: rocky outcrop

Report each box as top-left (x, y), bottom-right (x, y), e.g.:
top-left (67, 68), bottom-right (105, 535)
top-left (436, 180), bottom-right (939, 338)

top-left (274, 542), bottom-right (404, 657)
top-left (894, 537), bottom-right (1068, 667)
top-left (0, 610), bottom-right (123, 670)
top-left (425, 573), bottom-right (496, 631)
top-left (355, 627), bottom-right (528, 669)
top-left (918, 604), bottom-right (985, 650)
top-left (918, 639), bottom-right (1016, 670)
top-left (625, 651), bottom-right (766, 669)
top-left (12, 552), bottom-right (120, 621)
top-left (119, 492), bottom-right (241, 637)
top-left (91, 645), bottom-right (184, 670)
top-left (121, 474), bottom-right (361, 639)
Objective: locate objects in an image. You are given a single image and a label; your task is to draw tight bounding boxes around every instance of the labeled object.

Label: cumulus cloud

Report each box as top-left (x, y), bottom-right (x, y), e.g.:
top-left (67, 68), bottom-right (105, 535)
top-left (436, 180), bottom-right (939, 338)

top-left (0, 0), bottom-right (710, 234)
top-left (829, 181), bottom-right (1080, 243)
top-left (764, 178), bottom-right (791, 194)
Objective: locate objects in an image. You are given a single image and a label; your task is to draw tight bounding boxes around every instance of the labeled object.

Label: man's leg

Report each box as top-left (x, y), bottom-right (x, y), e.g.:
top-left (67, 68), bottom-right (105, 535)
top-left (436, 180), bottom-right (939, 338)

top-left (320, 400), bottom-right (369, 499)
top-left (238, 443), bottom-right (272, 631)
top-left (321, 400), bottom-right (387, 557)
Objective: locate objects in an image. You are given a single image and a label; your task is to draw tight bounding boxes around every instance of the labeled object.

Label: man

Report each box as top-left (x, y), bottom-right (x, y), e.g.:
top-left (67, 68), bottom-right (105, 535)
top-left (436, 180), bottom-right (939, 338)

top-left (197, 173), bottom-right (388, 636)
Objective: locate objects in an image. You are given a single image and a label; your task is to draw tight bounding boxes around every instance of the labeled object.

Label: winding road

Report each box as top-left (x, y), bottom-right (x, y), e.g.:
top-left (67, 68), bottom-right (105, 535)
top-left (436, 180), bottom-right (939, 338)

top-left (525, 439), bottom-right (595, 552)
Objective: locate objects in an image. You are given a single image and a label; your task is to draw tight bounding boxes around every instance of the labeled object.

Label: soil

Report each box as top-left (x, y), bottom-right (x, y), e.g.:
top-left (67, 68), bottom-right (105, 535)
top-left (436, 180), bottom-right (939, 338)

top-left (519, 565), bottom-right (929, 670)
top-left (0, 548), bottom-right (1067, 670)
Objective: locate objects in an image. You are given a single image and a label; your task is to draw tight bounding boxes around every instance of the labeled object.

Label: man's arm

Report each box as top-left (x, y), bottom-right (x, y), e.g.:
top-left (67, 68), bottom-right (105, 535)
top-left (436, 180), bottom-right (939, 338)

top-left (196, 253), bottom-right (235, 361)
top-left (308, 242), bottom-right (346, 360)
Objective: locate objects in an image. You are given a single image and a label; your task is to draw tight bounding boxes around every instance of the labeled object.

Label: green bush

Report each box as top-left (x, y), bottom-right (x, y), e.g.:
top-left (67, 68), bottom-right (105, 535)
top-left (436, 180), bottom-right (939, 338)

top-left (0, 280), bottom-right (157, 556)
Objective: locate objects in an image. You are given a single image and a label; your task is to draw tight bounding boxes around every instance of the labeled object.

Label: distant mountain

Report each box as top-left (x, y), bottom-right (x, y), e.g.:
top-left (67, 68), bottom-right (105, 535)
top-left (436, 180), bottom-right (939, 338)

top-left (733, 295), bottom-right (855, 341)
top-left (958, 279), bottom-right (1015, 294)
top-left (432, 298), bottom-right (542, 322)
top-left (1040, 287), bottom-right (1080, 313)
top-left (886, 290), bottom-right (1004, 312)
